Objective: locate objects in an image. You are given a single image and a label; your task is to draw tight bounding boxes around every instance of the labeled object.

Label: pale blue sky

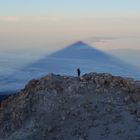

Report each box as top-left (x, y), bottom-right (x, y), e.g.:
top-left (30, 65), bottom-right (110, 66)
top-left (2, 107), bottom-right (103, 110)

top-left (0, 0), bottom-right (140, 17)
top-left (0, 0), bottom-right (140, 54)
top-left (0, 0), bottom-right (140, 69)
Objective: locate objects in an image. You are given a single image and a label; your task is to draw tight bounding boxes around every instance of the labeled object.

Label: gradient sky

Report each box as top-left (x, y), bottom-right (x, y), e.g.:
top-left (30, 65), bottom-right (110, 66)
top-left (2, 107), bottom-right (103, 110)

top-left (1, 0), bottom-right (140, 16)
top-left (0, 0), bottom-right (140, 53)
top-left (0, 0), bottom-right (140, 73)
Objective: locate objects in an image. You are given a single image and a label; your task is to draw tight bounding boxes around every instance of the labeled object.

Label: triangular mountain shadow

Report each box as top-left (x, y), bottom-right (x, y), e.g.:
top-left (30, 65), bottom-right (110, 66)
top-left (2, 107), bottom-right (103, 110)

top-left (1, 41), bottom-right (140, 92)
top-left (24, 41), bottom-right (126, 71)
top-left (49, 41), bottom-right (112, 60)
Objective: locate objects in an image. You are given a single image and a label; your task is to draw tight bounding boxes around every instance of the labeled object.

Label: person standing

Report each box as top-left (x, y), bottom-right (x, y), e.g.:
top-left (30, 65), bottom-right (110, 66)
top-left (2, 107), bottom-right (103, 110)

top-left (77, 68), bottom-right (81, 78)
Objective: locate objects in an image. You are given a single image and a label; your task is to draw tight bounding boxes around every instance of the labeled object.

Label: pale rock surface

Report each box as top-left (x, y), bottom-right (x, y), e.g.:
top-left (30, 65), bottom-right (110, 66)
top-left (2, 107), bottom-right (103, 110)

top-left (0, 73), bottom-right (140, 140)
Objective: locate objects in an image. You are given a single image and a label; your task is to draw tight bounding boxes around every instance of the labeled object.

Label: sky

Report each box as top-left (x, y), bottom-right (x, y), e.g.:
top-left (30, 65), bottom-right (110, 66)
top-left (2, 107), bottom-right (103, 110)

top-left (0, 0), bottom-right (140, 55)
top-left (0, 0), bottom-right (140, 17)
top-left (0, 0), bottom-right (140, 76)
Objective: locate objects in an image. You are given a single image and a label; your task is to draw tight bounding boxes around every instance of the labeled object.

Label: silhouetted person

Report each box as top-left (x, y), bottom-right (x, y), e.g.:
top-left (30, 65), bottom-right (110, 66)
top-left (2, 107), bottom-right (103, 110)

top-left (77, 68), bottom-right (81, 78)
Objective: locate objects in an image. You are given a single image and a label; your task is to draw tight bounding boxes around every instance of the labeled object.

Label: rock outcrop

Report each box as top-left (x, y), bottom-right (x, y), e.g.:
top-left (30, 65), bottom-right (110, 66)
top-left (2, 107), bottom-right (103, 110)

top-left (0, 73), bottom-right (140, 140)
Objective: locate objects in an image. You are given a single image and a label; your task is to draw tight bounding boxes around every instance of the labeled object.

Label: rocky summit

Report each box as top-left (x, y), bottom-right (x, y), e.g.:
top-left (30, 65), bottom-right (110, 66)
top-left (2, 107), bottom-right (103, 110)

top-left (0, 73), bottom-right (140, 140)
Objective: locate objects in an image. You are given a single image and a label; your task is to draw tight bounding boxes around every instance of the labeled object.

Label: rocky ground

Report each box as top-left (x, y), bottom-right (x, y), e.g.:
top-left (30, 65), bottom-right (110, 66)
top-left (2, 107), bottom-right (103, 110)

top-left (0, 72), bottom-right (140, 140)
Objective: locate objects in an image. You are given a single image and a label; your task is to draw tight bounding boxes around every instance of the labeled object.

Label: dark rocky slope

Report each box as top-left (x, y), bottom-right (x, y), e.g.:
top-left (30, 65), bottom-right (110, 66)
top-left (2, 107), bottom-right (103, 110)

top-left (0, 73), bottom-right (140, 140)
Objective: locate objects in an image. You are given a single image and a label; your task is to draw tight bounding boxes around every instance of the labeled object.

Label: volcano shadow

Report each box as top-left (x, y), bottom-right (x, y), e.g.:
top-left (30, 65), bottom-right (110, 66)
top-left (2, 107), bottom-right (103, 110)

top-left (1, 41), bottom-right (140, 92)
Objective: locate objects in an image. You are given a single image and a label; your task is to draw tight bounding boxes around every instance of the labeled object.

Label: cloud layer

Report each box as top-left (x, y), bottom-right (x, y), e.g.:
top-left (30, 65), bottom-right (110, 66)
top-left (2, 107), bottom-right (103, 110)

top-left (0, 16), bottom-right (62, 23)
